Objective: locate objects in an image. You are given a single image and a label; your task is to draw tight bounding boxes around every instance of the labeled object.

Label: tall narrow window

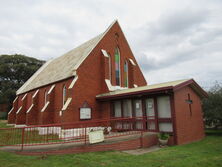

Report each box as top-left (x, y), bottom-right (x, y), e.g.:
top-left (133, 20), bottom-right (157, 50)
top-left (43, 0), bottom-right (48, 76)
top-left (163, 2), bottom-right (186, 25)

top-left (108, 53), bottom-right (112, 81)
top-left (114, 101), bottom-right (121, 117)
top-left (63, 86), bottom-right (67, 106)
top-left (44, 90), bottom-right (48, 104)
top-left (115, 47), bottom-right (121, 86)
top-left (124, 60), bottom-right (128, 87)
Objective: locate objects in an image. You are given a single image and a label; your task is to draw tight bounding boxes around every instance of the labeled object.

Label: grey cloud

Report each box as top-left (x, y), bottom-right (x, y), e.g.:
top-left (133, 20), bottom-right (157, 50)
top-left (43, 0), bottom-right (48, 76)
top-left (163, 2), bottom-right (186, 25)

top-left (0, 0), bottom-right (222, 88)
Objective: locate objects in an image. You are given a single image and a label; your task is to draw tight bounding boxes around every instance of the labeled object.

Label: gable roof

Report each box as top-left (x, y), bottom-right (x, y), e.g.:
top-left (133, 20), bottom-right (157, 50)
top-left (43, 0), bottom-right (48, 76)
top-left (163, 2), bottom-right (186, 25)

top-left (96, 79), bottom-right (208, 100)
top-left (17, 20), bottom-right (118, 95)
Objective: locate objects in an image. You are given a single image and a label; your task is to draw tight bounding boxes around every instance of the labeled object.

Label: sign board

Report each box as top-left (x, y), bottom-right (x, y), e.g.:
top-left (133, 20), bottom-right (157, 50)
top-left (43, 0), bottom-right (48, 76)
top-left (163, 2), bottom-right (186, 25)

top-left (80, 108), bottom-right (91, 119)
top-left (148, 102), bottom-right (153, 109)
top-left (88, 130), bottom-right (104, 144)
top-left (136, 102), bottom-right (140, 109)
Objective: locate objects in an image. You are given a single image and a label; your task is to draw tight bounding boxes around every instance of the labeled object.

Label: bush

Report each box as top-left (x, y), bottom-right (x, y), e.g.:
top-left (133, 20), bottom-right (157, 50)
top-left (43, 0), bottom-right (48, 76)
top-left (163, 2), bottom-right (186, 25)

top-left (158, 132), bottom-right (170, 140)
top-left (202, 82), bottom-right (222, 129)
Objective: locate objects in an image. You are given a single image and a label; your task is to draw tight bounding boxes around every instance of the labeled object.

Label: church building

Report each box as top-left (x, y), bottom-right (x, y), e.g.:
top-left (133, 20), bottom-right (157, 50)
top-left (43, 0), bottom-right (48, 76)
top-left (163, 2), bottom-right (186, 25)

top-left (8, 20), bottom-right (207, 145)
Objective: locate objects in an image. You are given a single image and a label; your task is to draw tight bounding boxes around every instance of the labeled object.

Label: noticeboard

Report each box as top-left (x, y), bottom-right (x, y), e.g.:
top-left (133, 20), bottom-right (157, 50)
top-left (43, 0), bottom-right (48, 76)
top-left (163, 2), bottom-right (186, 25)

top-left (88, 130), bottom-right (104, 144)
top-left (80, 108), bottom-right (91, 119)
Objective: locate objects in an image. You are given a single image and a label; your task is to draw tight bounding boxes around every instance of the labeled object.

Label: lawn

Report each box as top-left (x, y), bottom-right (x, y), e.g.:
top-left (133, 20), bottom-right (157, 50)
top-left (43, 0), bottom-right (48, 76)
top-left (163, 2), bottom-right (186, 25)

top-left (0, 120), bottom-right (60, 146)
top-left (0, 120), bottom-right (12, 128)
top-left (0, 121), bottom-right (222, 167)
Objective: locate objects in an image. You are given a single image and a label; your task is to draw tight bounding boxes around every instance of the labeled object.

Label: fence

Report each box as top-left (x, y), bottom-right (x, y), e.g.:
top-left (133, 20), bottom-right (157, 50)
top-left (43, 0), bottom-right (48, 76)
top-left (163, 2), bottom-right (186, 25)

top-left (0, 116), bottom-right (155, 150)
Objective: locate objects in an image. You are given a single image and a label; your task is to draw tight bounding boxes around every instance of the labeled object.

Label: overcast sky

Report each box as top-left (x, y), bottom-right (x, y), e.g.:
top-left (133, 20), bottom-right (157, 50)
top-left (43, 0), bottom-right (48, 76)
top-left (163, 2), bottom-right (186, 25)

top-left (0, 0), bottom-right (222, 89)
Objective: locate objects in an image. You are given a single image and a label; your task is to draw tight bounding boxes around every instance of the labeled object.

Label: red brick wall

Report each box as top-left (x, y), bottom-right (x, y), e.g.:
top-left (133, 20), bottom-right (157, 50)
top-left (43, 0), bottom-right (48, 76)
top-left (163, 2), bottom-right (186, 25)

top-left (174, 86), bottom-right (205, 145)
top-left (9, 21), bottom-right (147, 125)
top-left (18, 134), bottom-right (158, 155)
top-left (100, 102), bottom-right (111, 119)
top-left (12, 78), bottom-right (73, 125)
top-left (100, 22), bottom-right (147, 88)
top-left (62, 22), bottom-right (147, 123)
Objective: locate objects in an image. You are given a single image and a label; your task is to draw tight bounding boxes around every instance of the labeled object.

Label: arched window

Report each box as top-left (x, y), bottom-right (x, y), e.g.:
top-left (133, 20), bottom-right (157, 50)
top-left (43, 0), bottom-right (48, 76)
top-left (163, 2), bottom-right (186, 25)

top-left (124, 60), bottom-right (128, 87)
top-left (115, 47), bottom-right (121, 86)
top-left (108, 53), bottom-right (112, 81)
top-left (63, 86), bottom-right (67, 106)
top-left (44, 90), bottom-right (48, 104)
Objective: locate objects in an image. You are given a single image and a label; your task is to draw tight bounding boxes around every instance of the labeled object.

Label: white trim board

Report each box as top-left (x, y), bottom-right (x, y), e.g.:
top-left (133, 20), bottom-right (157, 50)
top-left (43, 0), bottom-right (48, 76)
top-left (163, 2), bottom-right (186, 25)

top-left (8, 107), bottom-right (14, 115)
top-left (62, 98), bottom-right (72, 111)
top-left (69, 76), bottom-right (78, 89)
top-left (41, 101), bottom-right (50, 112)
top-left (21, 93), bottom-right (27, 101)
top-left (16, 107), bottom-right (23, 114)
top-left (26, 104), bottom-right (34, 113)
top-left (48, 84), bottom-right (55, 94)
top-left (101, 49), bottom-right (109, 57)
top-left (129, 58), bottom-right (136, 66)
top-left (32, 89), bottom-right (39, 98)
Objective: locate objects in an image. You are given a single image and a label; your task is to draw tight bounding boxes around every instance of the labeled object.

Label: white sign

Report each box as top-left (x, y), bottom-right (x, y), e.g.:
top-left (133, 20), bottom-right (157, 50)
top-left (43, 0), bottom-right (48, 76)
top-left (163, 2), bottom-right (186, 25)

top-left (80, 108), bottom-right (91, 119)
top-left (88, 130), bottom-right (104, 144)
top-left (136, 102), bottom-right (140, 109)
top-left (148, 102), bottom-right (153, 109)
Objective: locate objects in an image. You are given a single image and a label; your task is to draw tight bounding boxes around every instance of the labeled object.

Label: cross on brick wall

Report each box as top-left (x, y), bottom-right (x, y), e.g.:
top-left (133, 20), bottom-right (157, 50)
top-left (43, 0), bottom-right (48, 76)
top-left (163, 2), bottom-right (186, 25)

top-left (186, 93), bottom-right (193, 116)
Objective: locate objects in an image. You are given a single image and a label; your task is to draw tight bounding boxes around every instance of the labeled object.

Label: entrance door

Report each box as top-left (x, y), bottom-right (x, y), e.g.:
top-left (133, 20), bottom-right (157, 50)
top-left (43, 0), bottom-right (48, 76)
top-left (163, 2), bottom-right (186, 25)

top-left (145, 98), bottom-right (156, 131)
top-left (133, 99), bottom-right (143, 129)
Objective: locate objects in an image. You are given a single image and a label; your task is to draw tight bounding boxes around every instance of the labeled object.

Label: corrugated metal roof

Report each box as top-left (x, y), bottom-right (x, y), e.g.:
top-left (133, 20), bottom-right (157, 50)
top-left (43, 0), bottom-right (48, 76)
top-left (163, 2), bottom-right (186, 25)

top-left (96, 79), bottom-right (190, 98)
top-left (17, 20), bottom-right (118, 95)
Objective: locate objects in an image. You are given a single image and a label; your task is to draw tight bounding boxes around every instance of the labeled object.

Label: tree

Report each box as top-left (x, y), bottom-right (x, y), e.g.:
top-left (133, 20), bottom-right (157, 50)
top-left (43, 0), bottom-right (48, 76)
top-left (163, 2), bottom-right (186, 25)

top-left (0, 54), bottom-right (45, 112)
top-left (202, 82), bottom-right (222, 129)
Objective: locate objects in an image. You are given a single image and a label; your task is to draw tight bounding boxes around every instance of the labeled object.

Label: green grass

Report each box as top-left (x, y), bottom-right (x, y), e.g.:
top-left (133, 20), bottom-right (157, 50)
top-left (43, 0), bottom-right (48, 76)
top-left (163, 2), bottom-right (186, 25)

top-left (0, 120), bottom-right (12, 128)
top-left (205, 129), bottom-right (222, 136)
top-left (0, 120), bottom-right (59, 145)
top-left (0, 120), bottom-right (222, 167)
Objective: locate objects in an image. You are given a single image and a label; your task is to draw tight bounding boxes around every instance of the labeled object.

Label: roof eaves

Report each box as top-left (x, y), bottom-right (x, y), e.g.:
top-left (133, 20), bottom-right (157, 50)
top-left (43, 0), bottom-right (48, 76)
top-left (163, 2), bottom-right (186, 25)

top-left (96, 86), bottom-right (173, 101)
top-left (173, 79), bottom-right (208, 98)
top-left (16, 59), bottom-right (53, 95)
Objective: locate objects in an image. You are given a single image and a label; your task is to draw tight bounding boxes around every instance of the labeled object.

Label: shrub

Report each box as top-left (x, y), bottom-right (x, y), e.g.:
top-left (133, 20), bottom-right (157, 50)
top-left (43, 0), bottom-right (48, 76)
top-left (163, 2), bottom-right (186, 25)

top-left (158, 132), bottom-right (170, 140)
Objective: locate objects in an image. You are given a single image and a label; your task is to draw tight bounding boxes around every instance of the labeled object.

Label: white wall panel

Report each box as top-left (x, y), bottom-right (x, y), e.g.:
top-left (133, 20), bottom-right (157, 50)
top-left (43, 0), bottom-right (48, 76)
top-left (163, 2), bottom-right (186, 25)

top-left (157, 96), bottom-right (171, 118)
top-left (159, 123), bottom-right (173, 132)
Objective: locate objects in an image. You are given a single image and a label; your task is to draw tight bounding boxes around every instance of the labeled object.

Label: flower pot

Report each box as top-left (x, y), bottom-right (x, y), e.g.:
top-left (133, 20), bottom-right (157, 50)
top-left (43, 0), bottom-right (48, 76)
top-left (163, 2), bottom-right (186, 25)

top-left (158, 139), bottom-right (168, 146)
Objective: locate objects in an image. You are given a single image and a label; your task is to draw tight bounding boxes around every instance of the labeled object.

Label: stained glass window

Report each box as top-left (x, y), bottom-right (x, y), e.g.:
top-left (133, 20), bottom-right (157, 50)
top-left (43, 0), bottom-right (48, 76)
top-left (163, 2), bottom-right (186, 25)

top-left (108, 53), bottom-right (112, 81)
top-left (63, 86), bottom-right (66, 106)
top-left (115, 47), bottom-right (121, 86)
top-left (124, 61), bottom-right (128, 87)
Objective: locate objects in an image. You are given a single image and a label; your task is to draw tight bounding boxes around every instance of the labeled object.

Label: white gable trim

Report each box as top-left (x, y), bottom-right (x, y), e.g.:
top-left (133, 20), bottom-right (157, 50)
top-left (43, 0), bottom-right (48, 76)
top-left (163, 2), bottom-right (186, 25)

top-left (101, 49), bottom-right (109, 57)
top-left (105, 79), bottom-right (128, 91)
top-left (22, 93), bottom-right (27, 101)
top-left (48, 84), bottom-right (55, 94)
top-left (26, 104), bottom-right (34, 113)
top-left (16, 107), bottom-right (22, 114)
top-left (8, 107), bottom-right (14, 115)
top-left (105, 79), bottom-right (116, 91)
top-left (69, 76), bottom-right (78, 89)
top-left (32, 89), bottom-right (39, 98)
top-left (16, 59), bottom-right (53, 95)
top-left (13, 97), bottom-right (18, 103)
top-left (41, 101), bottom-right (50, 112)
top-left (62, 98), bottom-right (72, 111)
top-left (129, 58), bottom-right (136, 66)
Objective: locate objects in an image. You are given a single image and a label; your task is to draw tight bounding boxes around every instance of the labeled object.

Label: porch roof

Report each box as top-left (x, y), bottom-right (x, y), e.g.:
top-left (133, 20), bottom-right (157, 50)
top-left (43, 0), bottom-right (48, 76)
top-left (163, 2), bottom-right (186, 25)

top-left (96, 79), bottom-right (208, 100)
